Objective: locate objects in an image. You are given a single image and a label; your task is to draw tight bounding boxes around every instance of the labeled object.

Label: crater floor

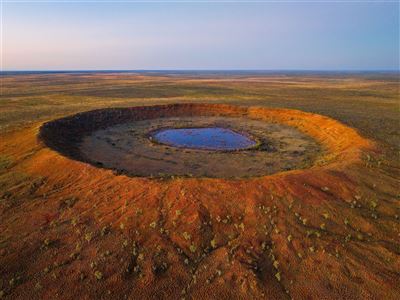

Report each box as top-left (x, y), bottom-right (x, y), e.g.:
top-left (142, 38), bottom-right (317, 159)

top-left (80, 116), bottom-right (321, 178)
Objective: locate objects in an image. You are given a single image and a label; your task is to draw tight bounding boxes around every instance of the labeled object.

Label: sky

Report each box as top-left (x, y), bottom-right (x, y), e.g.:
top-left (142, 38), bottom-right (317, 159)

top-left (1, 1), bottom-right (399, 71)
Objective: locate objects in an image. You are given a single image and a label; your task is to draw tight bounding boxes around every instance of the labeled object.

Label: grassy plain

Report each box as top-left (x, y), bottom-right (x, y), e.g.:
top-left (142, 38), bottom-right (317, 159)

top-left (0, 72), bottom-right (399, 299)
top-left (1, 72), bottom-right (399, 150)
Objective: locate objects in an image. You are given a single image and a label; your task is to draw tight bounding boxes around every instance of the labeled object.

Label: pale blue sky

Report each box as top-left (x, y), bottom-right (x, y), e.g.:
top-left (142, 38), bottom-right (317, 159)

top-left (2, 1), bottom-right (399, 70)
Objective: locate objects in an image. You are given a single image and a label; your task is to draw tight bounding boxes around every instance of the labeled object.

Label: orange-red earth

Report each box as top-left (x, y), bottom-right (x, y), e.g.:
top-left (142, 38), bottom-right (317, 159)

top-left (0, 104), bottom-right (399, 299)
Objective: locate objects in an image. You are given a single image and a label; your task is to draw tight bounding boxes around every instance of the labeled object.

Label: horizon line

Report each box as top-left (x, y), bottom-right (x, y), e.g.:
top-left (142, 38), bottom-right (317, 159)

top-left (1, 69), bottom-right (399, 73)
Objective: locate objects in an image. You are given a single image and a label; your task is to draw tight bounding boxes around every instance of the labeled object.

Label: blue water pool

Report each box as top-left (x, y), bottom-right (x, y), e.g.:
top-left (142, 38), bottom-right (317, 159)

top-left (151, 127), bottom-right (257, 150)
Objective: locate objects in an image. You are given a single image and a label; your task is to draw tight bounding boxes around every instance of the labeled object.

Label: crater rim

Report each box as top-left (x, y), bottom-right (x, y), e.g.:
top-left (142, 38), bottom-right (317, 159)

top-left (38, 103), bottom-right (371, 180)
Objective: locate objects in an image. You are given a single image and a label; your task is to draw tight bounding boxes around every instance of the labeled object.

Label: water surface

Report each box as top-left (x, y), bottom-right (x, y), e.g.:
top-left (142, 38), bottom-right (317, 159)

top-left (152, 127), bottom-right (256, 150)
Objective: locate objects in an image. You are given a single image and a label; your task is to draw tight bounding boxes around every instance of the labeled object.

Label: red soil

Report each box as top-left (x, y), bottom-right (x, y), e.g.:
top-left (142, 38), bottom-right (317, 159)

top-left (0, 104), bottom-right (398, 299)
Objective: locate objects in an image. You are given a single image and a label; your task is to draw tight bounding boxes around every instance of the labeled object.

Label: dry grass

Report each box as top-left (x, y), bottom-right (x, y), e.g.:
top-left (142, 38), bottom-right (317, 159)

top-left (1, 72), bottom-right (399, 150)
top-left (0, 72), bottom-right (399, 299)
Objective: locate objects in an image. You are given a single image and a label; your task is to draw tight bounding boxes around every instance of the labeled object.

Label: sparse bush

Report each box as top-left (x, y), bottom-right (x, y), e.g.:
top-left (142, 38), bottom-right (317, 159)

top-left (85, 232), bottom-right (93, 242)
top-left (182, 232), bottom-right (191, 241)
top-left (149, 221), bottom-right (157, 228)
top-left (94, 270), bottom-right (103, 280)
top-left (189, 244), bottom-right (196, 253)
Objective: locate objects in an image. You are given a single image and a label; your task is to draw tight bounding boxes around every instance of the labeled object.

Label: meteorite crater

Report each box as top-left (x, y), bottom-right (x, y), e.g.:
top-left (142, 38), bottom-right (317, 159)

top-left (39, 104), bottom-right (322, 178)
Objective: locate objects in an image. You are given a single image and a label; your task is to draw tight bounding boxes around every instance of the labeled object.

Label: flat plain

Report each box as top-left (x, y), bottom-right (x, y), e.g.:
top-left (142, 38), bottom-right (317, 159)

top-left (0, 72), bottom-right (399, 299)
